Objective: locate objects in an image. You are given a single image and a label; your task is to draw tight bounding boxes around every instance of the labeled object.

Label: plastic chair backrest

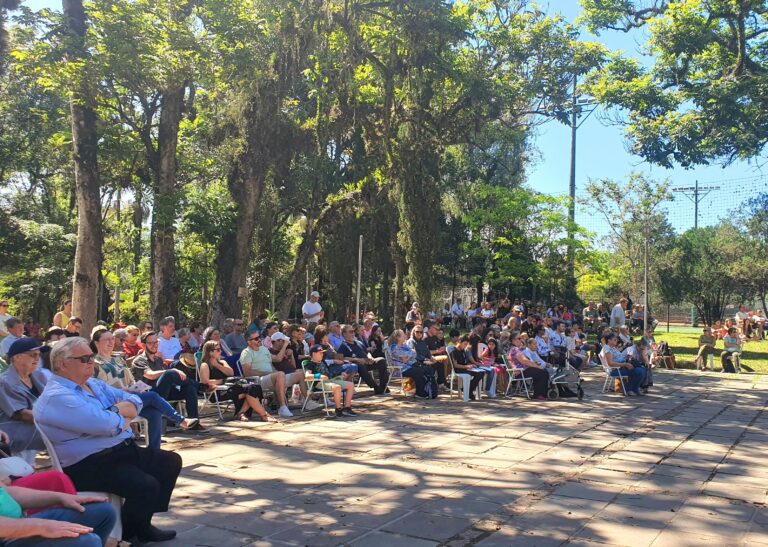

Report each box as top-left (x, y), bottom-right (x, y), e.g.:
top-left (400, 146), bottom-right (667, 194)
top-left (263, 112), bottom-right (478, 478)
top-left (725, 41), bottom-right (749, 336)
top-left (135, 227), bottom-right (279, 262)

top-left (34, 421), bottom-right (62, 472)
top-left (477, 342), bottom-right (489, 357)
top-left (598, 351), bottom-right (611, 371)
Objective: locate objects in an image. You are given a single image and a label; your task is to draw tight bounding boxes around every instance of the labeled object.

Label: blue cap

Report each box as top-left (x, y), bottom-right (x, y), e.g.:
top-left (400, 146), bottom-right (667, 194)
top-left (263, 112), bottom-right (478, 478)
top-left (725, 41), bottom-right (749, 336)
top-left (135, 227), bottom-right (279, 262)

top-left (309, 344), bottom-right (324, 354)
top-left (7, 337), bottom-right (49, 359)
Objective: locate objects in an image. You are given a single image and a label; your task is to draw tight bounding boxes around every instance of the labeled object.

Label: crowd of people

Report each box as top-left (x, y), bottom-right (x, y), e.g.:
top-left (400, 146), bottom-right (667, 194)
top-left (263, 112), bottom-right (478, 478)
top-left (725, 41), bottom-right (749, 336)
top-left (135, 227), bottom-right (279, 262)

top-left (0, 291), bottom-right (762, 544)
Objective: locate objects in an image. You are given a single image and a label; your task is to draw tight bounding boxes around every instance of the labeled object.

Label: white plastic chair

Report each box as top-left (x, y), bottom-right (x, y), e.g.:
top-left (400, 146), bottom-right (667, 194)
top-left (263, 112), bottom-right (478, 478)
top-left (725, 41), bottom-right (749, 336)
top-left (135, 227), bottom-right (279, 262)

top-left (599, 352), bottom-right (627, 395)
top-left (446, 347), bottom-right (479, 402)
top-left (35, 421), bottom-right (124, 541)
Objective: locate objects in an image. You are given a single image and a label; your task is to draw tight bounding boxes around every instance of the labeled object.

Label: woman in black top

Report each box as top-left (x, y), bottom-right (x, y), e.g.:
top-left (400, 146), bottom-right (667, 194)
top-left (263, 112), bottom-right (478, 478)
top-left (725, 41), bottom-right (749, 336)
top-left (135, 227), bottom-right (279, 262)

top-left (198, 340), bottom-right (274, 422)
top-left (367, 325), bottom-right (386, 359)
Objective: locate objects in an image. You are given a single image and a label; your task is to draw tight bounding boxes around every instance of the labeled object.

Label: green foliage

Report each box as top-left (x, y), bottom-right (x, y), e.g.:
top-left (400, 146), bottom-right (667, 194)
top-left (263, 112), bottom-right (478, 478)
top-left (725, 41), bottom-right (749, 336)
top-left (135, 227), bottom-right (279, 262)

top-left (582, 0), bottom-right (768, 167)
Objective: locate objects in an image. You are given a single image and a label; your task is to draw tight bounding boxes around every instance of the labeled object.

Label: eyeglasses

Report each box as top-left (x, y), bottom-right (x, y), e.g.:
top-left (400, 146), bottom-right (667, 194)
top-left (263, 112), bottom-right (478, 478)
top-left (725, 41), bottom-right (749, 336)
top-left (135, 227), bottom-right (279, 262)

top-left (235, 322), bottom-right (244, 326)
top-left (211, 346), bottom-right (221, 351)
top-left (248, 337), bottom-right (260, 342)
top-left (68, 354), bottom-right (94, 363)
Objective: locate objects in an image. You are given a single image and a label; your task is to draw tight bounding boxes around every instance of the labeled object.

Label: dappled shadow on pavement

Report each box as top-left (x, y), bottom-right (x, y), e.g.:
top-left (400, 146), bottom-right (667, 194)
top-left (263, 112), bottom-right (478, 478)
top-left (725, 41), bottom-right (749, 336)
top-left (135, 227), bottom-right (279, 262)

top-left (142, 369), bottom-right (768, 546)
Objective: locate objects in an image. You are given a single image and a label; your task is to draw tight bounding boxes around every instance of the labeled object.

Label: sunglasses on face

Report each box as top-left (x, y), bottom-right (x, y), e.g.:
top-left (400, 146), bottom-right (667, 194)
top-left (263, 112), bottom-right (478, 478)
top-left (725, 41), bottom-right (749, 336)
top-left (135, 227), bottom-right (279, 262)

top-left (248, 337), bottom-right (260, 342)
top-left (69, 354), bottom-right (94, 363)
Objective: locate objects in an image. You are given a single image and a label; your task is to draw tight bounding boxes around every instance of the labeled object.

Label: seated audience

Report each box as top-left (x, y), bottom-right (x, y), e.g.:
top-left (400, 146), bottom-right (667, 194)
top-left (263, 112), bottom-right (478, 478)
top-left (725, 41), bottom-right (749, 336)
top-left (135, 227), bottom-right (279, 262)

top-left (0, 319), bottom-right (23, 360)
top-left (337, 325), bottom-right (389, 394)
top-left (389, 329), bottom-right (437, 398)
top-left (506, 333), bottom-right (549, 400)
top-left (406, 326), bottom-right (446, 390)
top-left (0, 483), bottom-right (115, 547)
top-left (63, 317), bottom-right (82, 338)
top-left (239, 332), bottom-right (321, 418)
top-left (198, 340), bottom-right (273, 421)
top-left (131, 332), bottom-right (204, 428)
top-left (303, 345), bottom-right (356, 417)
top-left (202, 327), bottom-right (233, 357)
top-left (600, 332), bottom-right (646, 396)
top-left (694, 327), bottom-right (718, 370)
top-left (0, 338), bottom-right (49, 453)
top-left (223, 319), bottom-right (247, 354)
top-left (121, 325), bottom-right (143, 366)
top-left (34, 336), bottom-right (182, 544)
top-left (92, 330), bottom-right (201, 446)
top-left (449, 335), bottom-right (485, 400)
top-left (157, 317), bottom-right (182, 364)
top-left (268, 332), bottom-right (297, 374)
top-left (721, 327), bottom-right (742, 372)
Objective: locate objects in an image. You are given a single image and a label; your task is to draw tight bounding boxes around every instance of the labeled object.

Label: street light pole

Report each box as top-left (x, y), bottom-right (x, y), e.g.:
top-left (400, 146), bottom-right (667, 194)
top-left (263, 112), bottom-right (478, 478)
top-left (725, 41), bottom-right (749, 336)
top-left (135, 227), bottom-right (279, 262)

top-left (567, 75), bottom-right (577, 298)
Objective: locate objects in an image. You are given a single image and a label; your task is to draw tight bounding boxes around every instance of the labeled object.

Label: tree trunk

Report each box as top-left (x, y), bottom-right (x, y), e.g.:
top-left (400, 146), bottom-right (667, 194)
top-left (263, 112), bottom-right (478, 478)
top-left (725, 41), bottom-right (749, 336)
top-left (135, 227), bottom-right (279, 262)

top-left (63, 0), bottom-right (102, 336)
top-left (393, 252), bottom-right (405, 329)
top-left (149, 84), bottom-right (184, 328)
top-left (277, 217), bottom-right (317, 321)
top-left (131, 184), bottom-right (144, 302)
top-left (210, 171), bottom-right (263, 327)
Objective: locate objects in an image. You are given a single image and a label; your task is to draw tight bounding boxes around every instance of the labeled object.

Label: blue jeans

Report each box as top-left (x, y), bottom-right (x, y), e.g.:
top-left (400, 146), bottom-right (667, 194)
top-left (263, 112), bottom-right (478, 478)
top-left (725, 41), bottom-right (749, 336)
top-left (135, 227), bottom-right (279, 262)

top-left (4, 501), bottom-right (115, 546)
top-left (152, 370), bottom-right (200, 418)
top-left (610, 366), bottom-right (646, 393)
top-left (139, 391), bottom-right (184, 449)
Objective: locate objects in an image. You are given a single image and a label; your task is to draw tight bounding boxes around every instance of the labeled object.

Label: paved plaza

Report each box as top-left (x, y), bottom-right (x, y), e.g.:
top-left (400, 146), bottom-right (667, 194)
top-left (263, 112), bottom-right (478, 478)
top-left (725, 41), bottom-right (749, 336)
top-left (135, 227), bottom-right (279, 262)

top-left (151, 370), bottom-right (768, 546)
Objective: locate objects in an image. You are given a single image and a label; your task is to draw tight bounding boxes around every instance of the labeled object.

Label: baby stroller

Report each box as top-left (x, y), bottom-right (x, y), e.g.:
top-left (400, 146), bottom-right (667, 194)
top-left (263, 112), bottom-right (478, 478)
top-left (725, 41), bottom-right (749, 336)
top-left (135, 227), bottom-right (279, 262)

top-left (547, 361), bottom-right (584, 400)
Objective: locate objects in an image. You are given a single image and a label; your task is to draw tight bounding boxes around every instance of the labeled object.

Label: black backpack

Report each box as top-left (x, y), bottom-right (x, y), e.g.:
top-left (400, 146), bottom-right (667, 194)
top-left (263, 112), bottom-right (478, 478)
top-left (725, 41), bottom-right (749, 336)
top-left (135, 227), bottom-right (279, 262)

top-left (417, 365), bottom-right (439, 399)
top-left (723, 355), bottom-right (736, 373)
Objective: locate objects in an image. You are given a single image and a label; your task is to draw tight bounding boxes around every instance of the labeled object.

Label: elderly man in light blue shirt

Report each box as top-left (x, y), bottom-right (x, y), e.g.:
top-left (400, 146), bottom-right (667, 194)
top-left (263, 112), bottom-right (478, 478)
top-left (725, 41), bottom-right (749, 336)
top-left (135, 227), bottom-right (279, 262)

top-left (33, 336), bottom-right (181, 545)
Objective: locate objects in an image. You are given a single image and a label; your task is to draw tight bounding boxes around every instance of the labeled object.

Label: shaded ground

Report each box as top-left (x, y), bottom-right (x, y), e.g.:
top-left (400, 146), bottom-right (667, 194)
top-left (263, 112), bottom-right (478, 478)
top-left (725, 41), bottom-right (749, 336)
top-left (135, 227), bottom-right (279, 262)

top-left (152, 369), bottom-right (768, 546)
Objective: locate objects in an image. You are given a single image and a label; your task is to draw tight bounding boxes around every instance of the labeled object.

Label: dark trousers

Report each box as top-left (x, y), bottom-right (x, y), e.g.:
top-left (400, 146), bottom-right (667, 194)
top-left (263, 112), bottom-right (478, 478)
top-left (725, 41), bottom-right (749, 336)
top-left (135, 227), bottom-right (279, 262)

top-left (516, 367), bottom-right (549, 397)
top-left (64, 440), bottom-right (182, 540)
top-left (3, 502), bottom-right (116, 546)
top-left (358, 357), bottom-right (389, 393)
top-left (459, 369), bottom-right (484, 395)
top-left (153, 370), bottom-right (200, 418)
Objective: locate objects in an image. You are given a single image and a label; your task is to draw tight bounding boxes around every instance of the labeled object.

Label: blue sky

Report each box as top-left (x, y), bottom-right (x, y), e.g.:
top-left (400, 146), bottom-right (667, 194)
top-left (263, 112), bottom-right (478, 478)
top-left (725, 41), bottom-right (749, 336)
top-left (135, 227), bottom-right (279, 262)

top-left (532, 2), bottom-right (767, 232)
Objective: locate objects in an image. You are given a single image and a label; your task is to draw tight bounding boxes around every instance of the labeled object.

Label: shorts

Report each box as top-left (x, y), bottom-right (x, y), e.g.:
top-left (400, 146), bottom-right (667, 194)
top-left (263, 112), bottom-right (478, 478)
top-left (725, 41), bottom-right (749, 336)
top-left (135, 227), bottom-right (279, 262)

top-left (258, 370), bottom-right (304, 391)
top-left (319, 379), bottom-right (349, 391)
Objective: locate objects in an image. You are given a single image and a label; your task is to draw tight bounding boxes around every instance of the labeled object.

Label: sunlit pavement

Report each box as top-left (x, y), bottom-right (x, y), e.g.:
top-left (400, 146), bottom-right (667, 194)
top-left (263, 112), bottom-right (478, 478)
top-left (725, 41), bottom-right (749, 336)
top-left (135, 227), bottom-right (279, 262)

top-left (150, 369), bottom-right (768, 546)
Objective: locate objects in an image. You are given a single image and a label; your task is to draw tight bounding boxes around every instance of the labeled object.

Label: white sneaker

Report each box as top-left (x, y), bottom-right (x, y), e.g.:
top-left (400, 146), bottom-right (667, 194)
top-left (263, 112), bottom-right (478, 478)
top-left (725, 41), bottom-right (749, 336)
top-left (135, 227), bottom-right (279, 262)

top-left (278, 405), bottom-right (294, 418)
top-left (304, 399), bottom-right (323, 411)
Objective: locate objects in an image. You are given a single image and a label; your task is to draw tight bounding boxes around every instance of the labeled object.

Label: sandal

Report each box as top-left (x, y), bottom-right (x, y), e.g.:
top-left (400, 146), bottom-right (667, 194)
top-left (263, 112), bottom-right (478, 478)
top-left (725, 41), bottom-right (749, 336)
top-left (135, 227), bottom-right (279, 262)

top-left (258, 413), bottom-right (278, 423)
top-left (234, 413), bottom-right (250, 422)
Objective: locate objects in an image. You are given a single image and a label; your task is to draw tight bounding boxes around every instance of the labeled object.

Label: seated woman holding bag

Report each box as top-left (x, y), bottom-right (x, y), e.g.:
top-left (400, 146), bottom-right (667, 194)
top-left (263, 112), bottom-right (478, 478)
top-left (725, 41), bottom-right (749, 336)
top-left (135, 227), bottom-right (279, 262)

top-left (198, 340), bottom-right (274, 422)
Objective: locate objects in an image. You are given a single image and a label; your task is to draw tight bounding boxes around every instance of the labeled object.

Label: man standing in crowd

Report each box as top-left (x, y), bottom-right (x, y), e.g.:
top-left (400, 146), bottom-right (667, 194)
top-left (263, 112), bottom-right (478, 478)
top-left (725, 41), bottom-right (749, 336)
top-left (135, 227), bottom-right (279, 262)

top-left (610, 297), bottom-right (627, 329)
top-left (337, 324), bottom-right (389, 394)
top-left (34, 337), bottom-right (182, 544)
top-left (450, 299), bottom-right (465, 329)
top-left (302, 291), bottom-right (324, 328)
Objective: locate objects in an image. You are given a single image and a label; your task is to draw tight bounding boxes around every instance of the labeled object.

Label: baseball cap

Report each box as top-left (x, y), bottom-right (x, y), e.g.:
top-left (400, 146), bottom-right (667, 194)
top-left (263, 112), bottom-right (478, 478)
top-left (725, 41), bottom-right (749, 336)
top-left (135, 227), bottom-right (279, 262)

top-left (7, 337), bottom-right (50, 359)
top-left (309, 344), bottom-right (324, 354)
top-left (270, 332), bottom-right (290, 342)
top-left (310, 291), bottom-right (320, 298)
top-left (412, 302), bottom-right (419, 308)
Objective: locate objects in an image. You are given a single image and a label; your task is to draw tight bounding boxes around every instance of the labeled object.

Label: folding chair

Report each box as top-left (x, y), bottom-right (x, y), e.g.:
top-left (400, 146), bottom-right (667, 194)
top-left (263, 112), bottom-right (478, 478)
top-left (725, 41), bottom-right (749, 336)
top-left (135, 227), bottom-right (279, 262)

top-left (195, 359), bottom-right (234, 420)
top-left (35, 421), bottom-right (124, 541)
top-left (383, 345), bottom-right (406, 395)
top-left (599, 353), bottom-right (627, 395)
top-left (502, 353), bottom-right (532, 399)
top-left (300, 360), bottom-right (339, 417)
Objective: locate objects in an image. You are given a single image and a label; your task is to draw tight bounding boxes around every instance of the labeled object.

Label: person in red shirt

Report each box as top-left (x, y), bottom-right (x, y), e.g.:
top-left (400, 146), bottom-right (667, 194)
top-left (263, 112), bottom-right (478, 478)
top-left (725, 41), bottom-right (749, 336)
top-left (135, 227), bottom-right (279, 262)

top-left (121, 325), bottom-right (144, 366)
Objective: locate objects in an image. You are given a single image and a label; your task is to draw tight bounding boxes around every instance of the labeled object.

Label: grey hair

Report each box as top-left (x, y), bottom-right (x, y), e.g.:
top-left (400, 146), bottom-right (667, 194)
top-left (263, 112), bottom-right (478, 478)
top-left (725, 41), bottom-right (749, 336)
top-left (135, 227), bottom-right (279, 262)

top-left (176, 328), bottom-right (190, 338)
top-left (223, 318), bottom-right (234, 327)
top-left (49, 337), bottom-right (89, 373)
top-left (159, 316), bottom-right (175, 328)
top-left (113, 328), bottom-right (128, 342)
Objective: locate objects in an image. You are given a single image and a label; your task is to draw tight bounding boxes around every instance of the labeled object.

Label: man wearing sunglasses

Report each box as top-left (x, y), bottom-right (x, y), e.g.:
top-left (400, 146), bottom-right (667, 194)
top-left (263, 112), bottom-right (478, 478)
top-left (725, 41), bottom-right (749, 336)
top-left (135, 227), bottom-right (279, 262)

top-left (34, 337), bottom-right (181, 545)
top-left (239, 334), bottom-right (321, 417)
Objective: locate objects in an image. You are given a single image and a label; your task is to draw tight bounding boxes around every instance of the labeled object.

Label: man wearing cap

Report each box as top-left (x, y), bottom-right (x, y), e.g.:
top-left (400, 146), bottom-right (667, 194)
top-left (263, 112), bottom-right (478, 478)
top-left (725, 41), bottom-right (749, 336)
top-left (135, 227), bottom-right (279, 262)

top-left (239, 332), bottom-right (321, 418)
top-left (0, 337), bottom-right (49, 453)
top-left (405, 303), bottom-right (422, 323)
top-left (302, 291), bottom-right (324, 328)
top-left (34, 336), bottom-right (181, 544)
top-left (269, 332), bottom-right (297, 374)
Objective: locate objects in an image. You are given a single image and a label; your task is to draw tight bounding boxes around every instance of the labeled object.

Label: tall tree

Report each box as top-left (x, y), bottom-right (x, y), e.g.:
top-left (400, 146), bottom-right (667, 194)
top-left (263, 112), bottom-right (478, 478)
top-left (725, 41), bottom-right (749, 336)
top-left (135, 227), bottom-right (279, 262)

top-left (62, 0), bottom-right (102, 334)
top-left (582, 0), bottom-right (768, 167)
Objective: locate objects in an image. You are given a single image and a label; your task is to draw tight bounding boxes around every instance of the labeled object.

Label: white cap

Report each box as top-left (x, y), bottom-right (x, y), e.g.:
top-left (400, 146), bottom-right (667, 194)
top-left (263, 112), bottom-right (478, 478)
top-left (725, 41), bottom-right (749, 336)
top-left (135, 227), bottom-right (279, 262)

top-left (271, 332), bottom-right (290, 342)
top-left (310, 291), bottom-right (320, 298)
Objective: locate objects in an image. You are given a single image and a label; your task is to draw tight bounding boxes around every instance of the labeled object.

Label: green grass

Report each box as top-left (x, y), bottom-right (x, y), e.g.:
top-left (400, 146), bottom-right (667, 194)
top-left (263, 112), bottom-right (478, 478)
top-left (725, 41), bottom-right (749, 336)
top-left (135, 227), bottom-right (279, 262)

top-left (653, 329), bottom-right (768, 373)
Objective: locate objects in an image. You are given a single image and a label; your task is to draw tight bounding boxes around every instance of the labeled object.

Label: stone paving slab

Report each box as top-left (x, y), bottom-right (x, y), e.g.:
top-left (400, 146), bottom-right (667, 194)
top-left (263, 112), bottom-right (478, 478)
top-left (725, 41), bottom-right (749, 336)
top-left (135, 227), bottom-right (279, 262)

top-left (149, 369), bottom-right (768, 546)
